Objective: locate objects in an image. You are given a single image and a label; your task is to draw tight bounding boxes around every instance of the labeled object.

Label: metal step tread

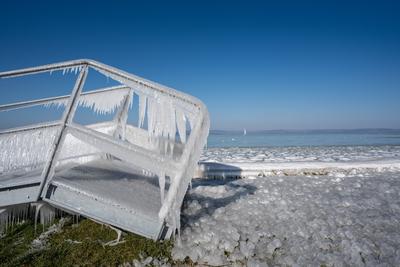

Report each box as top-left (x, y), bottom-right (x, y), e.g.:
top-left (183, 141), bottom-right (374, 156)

top-left (44, 159), bottom-right (168, 239)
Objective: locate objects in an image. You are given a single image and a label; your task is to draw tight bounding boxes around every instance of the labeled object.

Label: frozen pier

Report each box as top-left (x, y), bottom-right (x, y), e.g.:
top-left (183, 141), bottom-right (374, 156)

top-left (0, 60), bottom-right (209, 240)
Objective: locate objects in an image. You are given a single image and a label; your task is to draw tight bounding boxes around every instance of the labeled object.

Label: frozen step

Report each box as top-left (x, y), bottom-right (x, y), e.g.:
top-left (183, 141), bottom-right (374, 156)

top-left (0, 168), bottom-right (43, 206)
top-left (43, 159), bottom-right (170, 239)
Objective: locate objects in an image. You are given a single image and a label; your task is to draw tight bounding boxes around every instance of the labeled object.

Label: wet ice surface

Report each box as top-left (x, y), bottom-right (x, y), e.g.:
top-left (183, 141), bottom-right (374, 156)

top-left (174, 146), bottom-right (400, 266)
top-left (201, 145), bottom-right (400, 163)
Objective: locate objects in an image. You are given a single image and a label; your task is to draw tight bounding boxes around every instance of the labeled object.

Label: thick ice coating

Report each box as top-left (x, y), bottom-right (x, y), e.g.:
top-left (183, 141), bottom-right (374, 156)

top-left (0, 60), bottom-right (210, 240)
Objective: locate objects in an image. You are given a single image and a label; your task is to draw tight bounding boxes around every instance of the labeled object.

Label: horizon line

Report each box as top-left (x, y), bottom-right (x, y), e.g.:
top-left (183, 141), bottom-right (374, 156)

top-left (210, 128), bottom-right (400, 133)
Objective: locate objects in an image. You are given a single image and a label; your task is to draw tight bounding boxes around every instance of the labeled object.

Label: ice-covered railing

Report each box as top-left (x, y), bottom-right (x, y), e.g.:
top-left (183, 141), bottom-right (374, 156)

top-left (0, 59), bottom-right (210, 237)
top-left (0, 85), bottom-right (132, 173)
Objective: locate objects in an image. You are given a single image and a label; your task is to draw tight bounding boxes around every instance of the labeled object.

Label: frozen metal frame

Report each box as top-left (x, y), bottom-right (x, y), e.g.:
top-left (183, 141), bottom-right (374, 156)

top-left (0, 59), bottom-right (210, 239)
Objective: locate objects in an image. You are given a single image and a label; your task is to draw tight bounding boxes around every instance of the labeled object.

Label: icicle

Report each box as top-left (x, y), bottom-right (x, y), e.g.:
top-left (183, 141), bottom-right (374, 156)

top-left (1, 209), bottom-right (7, 234)
top-left (163, 99), bottom-right (176, 141)
top-left (62, 68), bottom-right (66, 75)
top-left (176, 207), bottom-right (181, 240)
top-left (164, 141), bottom-right (169, 155)
top-left (0, 126), bottom-right (59, 174)
top-left (43, 98), bottom-right (68, 109)
top-left (176, 108), bottom-right (186, 143)
top-left (171, 210), bottom-right (176, 238)
top-left (138, 93), bottom-right (147, 128)
top-left (158, 171), bottom-right (166, 204)
top-left (147, 97), bottom-right (157, 136)
top-left (78, 89), bottom-right (128, 115)
top-left (0, 204), bottom-right (30, 234)
top-left (40, 204), bottom-right (55, 229)
top-left (187, 113), bottom-right (196, 133)
top-left (146, 96), bottom-right (177, 143)
top-left (31, 202), bottom-right (57, 232)
top-left (33, 203), bottom-right (44, 232)
top-left (42, 88), bottom-right (130, 115)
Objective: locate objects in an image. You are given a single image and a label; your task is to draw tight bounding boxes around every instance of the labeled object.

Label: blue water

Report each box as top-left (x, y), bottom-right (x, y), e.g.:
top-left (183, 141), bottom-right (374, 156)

top-left (207, 129), bottom-right (400, 148)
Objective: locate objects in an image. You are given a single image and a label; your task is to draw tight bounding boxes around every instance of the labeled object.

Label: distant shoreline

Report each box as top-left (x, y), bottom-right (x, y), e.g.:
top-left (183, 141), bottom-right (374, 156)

top-left (210, 128), bottom-right (400, 135)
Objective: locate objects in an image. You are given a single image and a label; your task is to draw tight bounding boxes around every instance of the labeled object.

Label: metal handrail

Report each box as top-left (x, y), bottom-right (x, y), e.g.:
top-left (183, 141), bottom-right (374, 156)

top-left (0, 120), bottom-right (61, 135)
top-left (0, 85), bottom-right (130, 112)
top-left (0, 59), bottom-right (207, 111)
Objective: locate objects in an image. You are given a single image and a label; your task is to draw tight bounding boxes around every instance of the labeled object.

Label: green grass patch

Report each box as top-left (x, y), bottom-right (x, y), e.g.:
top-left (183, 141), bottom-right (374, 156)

top-left (0, 220), bottom-right (38, 266)
top-left (0, 218), bottom-right (174, 267)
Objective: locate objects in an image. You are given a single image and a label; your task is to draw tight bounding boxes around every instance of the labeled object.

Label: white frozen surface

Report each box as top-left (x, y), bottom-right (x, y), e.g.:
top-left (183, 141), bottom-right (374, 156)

top-left (197, 146), bottom-right (400, 179)
top-left (174, 168), bottom-right (400, 266)
top-left (52, 159), bottom-right (165, 219)
top-left (201, 145), bottom-right (400, 163)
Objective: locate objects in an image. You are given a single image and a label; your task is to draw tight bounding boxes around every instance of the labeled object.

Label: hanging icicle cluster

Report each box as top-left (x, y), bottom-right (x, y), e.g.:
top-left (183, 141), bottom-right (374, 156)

top-left (78, 90), bottom-right (129, 115)
top-left (61, 65), bottom-right (84, 76)
top-left (43, 89), bottom-right (130, 115)
top-left (0, 204), bottom-right (30, 234)
top-left (91, 66), bottom-right (197, 144)
top-left (136, 91), bottom-right (192, 146)
top-left (43, 98), bottom-right (66, 109)
top-left (0, 203), bottom-right (63, 235)
top-left (0, 127), bottom-right (60, 174)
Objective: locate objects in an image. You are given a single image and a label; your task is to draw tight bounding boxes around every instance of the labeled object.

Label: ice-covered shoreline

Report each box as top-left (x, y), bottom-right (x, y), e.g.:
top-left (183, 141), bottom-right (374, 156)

top-left (197, 145), bottom-right (400, 179)
top-left (201, 145), bottom-right (400, 163)
top-left (173, 145), bottom-right (400, 266)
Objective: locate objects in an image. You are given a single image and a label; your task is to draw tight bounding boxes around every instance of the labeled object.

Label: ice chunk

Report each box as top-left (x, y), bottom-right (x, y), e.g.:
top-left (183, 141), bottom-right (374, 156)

top-left (267, 238), bottom-right (282, 254)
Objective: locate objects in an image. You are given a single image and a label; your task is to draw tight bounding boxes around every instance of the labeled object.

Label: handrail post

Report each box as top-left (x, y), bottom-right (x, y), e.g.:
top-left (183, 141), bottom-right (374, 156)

top-left (36, 65), bottom-right (88, 200)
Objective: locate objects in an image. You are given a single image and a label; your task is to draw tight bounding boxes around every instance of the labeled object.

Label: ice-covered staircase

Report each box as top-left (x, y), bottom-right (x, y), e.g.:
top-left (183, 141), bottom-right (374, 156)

top-left (0, 59), bottom-right (209, 240)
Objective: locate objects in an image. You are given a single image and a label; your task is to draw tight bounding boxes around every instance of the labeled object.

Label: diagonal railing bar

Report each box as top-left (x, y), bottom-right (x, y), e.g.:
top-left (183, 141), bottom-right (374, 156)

top-left (36, 65), bottom-right (89, 200)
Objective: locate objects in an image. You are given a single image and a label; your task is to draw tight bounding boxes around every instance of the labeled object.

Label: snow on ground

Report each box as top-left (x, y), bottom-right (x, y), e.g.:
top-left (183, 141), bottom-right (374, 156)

top-left (174, 146), bottom-right (400, 266)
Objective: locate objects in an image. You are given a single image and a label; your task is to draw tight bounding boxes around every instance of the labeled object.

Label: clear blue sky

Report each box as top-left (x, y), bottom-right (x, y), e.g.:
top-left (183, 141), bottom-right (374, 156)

top-left (1, 0), bottom-right (399, 130)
